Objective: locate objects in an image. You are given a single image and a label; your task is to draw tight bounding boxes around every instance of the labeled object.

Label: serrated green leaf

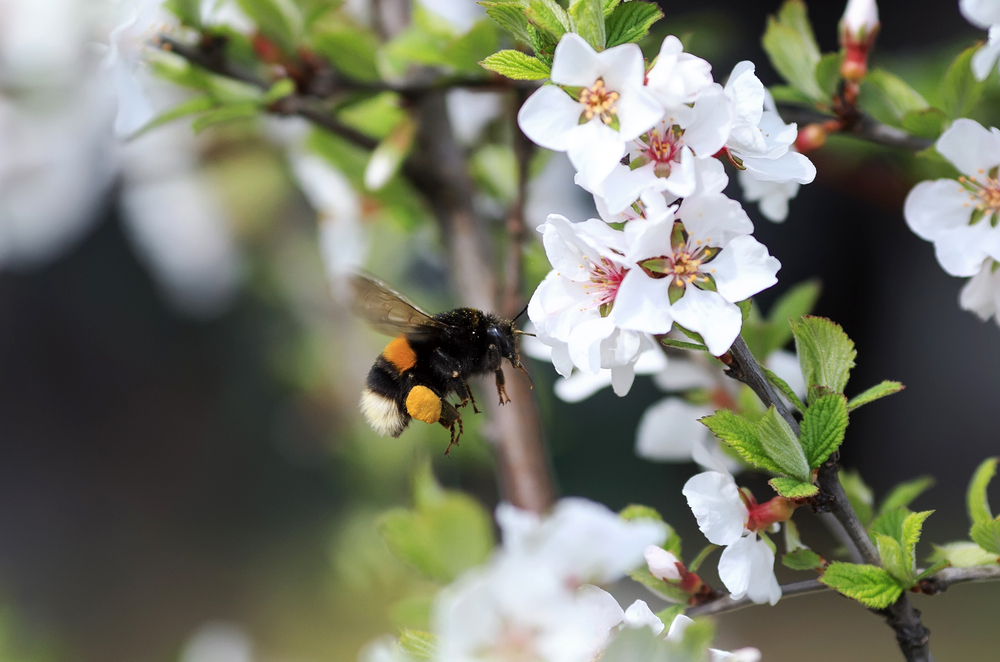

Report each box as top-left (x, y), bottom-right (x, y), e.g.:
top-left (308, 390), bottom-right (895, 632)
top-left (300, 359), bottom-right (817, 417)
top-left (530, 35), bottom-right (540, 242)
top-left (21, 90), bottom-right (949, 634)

top-left (861, 68), bottom-right (928, 122)
top-left (659, 337), bottom-right (709, 352)
top-left (737, 298), bottom-right (752, 321)
top-left (901, 107), bottom-right (948, 140)
top-left (840, 468), bottom-right (875, 527)
top-left (820, 562), bottom-right (904, 609)
top-left (481, 1), bottom-right (534, 45)
top-left (915, 560), bottom-right (952, 582)
top-left (870, 507), bottom-right (910, 544)
top-left (399, 630), bottom-right (437, 661)
top-left (847, 381), bottom-right (905, 411)
top-left (604, 0), bottom-right (663, 48)
top-left (129, 95), bottom-right (219, 138)
top-left (791, 316), bottom-right (856, 395)
top-left (879, 476), bottom-right (934, 515)
top-left (479, 49), bottom-right (551, 79)
top-left (942, 44), bottom-right (988, 119)
top-left (526, 23), bottom-right (558, 64)
top-left (568, 0), bottom-right (604, 50)
top-left (756, 406), bottom-right (810, 481)
top-left (800, 392), bottom-right (848, 468)
top-left (701, 409), bottom-right (785, 475)
top-left (602, 0), bottom-right (621, 17)
top-left (769, 477), bottom-right (818, 498)
top-left (814, 51), bottom-right (843, 100)
top-left (875, 532), bottom-right (910, 584)
top-left (967, 457), bottom-right (998, 525)
top-left (190, 101), bottom-right (260, 133)
top-left (525, 0), bottom-right (569, 38)
top-left (377, 463), bottom-right (495, 583)
top-left (901, 510), bottom-right (933, 575)
top-left (971, 519), bottom-right (1000, 554)
top-left (783, 547), bottom-right (824, 570)
top-left (312, 25), bottom-right (382, 82)
top-left (236, 0), bottom-right (302, 52)
top-left (928, 541), bottom-right (1000, 568)
top-left (761, 0), bottom-right (823, 101)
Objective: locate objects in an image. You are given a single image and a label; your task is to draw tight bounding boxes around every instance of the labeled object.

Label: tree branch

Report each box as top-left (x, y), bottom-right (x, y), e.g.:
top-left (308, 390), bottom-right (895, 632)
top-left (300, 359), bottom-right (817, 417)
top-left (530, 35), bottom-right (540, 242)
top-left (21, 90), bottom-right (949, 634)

top-left (725, 335), bottom-right (932, 662)
top-left (686, 579), bottom-right (827, 617)
top-left (501, 88), bottom-right (534, 320)
top-left (920, 564), bottom-right (1000, 593)
top-left (777, 106), bottom-right (934, 152)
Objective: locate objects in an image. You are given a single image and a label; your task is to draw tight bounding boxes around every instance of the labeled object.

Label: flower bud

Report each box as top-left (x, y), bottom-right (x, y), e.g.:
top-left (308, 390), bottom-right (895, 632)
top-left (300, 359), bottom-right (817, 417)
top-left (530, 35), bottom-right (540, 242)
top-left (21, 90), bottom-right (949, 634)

top-left (795, 124), bottom-right (827, 153)
top-left (644, 545), bottom-right (682, 581)
top-left (747, 496), bottom-right (798, 531)
top-left (840, 0), bottom-right (880, 82)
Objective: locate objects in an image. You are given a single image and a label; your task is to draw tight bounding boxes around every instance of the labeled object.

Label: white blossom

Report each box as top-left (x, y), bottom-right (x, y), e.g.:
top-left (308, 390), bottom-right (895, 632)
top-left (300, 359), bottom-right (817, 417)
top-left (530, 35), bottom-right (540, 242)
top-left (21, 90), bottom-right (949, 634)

top-left (960, 259), bottom-right (1000, 325)
top-left (527, 214), bottom-right (649, 394)
top-left (517, 34), bottom-right (664, 190)
top-left (840, 0), bottom-right (880, 40)
top-left (903, 119), bottom-right (1000, 277)
top-left (737, 169), bottom-right (800, 223)
top-left (683, 471), bottom-right (782, 605)
top-left (644, 36), bottom-right (714, 113)
top-left (962, 1), bottom-right (1000, 80)
top-left (666, 615), bottom-right (761, 660)
top-left (644, 545), bottom-right (682, 582)
top-left (612, 192), bottom-right (780, 356)
top-left (724, 62), bottom-right (816, 193)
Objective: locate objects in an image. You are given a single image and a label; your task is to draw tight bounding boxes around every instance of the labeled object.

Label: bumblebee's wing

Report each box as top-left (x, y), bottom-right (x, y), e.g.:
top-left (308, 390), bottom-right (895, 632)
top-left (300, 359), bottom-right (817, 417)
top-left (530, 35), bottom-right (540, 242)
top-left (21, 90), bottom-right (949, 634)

top-left (348, 273), bottom-right (448, 338)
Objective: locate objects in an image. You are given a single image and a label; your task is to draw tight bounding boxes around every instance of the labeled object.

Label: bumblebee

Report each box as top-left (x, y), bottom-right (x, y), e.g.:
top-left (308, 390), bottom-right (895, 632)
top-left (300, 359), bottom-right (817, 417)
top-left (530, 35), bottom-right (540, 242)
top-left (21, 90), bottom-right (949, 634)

top-left (350, 274), bottom-right (531, 454)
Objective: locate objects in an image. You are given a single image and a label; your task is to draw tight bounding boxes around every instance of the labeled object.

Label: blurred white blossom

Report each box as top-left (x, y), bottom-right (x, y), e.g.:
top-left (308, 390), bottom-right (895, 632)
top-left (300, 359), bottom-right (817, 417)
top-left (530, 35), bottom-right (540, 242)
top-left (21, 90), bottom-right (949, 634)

top-left (962, 0), bottom-right (1000, 81)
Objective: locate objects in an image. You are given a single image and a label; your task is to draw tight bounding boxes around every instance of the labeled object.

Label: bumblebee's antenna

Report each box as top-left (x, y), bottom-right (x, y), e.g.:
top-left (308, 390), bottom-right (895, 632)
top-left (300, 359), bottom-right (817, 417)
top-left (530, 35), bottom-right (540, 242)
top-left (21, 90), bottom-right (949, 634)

top-left (512, 303), bottom-right (529, 323)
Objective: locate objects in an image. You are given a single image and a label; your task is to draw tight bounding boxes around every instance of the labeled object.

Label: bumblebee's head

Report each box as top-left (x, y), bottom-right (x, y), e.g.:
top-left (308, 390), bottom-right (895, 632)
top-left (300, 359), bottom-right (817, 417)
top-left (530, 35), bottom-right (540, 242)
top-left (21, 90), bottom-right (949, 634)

top-left (486, 321), bottom-right (520, 365)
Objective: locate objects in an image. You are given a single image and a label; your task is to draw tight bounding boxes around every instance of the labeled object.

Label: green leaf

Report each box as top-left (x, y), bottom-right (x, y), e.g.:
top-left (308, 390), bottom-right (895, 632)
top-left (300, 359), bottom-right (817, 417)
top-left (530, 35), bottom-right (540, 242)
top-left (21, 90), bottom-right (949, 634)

top-left (190, 101), bottom-right (261, 133)
top-left (659, 337), bottom-right (709, 352)
top-left (524, 0), bottom-right (570, 38)
top-left (602, 0), bottom-right (621, 17)
top-left (942, 44), bottom-right (988, 119)
top-left (568, 0), bottom-right (605, 50)
top-left (820, 562), bottom-right (904, 609)
top-left (755, 406), bottom-right (811, 482)
top-left (769, 84), bottom-right (817, 105)
top-left (814, 51), bottom-right (844, 100)
top-left (129, 95), bottom-right (219, 138)
top-left (900, 510), bottom-right (934, 575)
top-left (901, 107), bottom-right (948, 140)
top-left (164, 0), bottom-right (202, 26)
top-left (764, 368), bottom-right (807, 413)
top-left (701, 409), bottom-right (785, 475)
top-left (928, 541), bottom-right (999, 568)
top-left (365, 117), bottom-right (416, 191)
top-left (444, 20), bottom-right (501, 73)
top-left (971, 519), bottom-right (1000, 554)
top-left (761, 0), bottom-right (823, 101)
top-left (628, 567), bottom-right (690, 604)
top-left (481, 1), bottom-right (534, 45)
top-left (399, 630), bottom-right (437, 661)
top-left (261, 78), bottom-right (296, 104)
top-left (767, 279), bottom-right (822, 347)
top-left (480, 49), bottom-right (552, 79)
top-left (604, 1), bottom-right (663, 48)
top-left (847, 381), bottom-right (904, 411)
top-left (377, 462), bottom-right (495, 583)
top-left (879, 476), bottom-right (935, 515)
top-left (915, 560), bottom-right (952, 582)
top-left (861, 68), bottom-right (928, 122)
top-left (236, 0), bottom-right (302, 52)
top-left (312, 25), bottom-right (382, 82)
top-left (783, 547), bottom-right (824, 570)
top-left (840, 469), bottom-right (874, 526)
top-left (800, 392), bottom-right (848, 468)
top-left (620, 504), bottom-right (681, 556)
top-left (769, 477), bottom-right (818, 498)
top-left (870, 507), bottom-right (909, 543)
top-left (601, 627), bottom-right (676, 662)
top-left (526, 23), bottom-right (558, 65)
top-left (875, 532), bottom-right (910, 584)
top-left (791, 316), bottom-right (856, 395)
top-left (654, 604), bottom-right (685, 628)
top-left (967, 457), bottom-right (998, 525)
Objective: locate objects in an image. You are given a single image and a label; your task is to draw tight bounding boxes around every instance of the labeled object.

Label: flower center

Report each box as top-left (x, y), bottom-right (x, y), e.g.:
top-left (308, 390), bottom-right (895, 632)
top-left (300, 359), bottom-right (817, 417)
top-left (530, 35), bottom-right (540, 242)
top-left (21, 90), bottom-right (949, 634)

top-left (960, 173), bottom-right (1000, 217)
top-left (639, 127), bottom-right (682, 164)
top-left (581, 256), bottom-right (627, 315)
top-left (579, 79), bottom-right (619, 125)
top-left (671, 252), bottom-right (702, 279)
top-left (484, 624), bottom-right (541, 662)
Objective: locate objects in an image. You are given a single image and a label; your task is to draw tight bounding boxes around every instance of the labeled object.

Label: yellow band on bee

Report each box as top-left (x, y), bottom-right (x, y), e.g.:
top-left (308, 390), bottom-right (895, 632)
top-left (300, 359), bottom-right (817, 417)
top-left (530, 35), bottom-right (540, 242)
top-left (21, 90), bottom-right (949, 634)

top-left (406, 385), bottom-right (442, 424)
top-left (382, 335), bottom-right (417, 373)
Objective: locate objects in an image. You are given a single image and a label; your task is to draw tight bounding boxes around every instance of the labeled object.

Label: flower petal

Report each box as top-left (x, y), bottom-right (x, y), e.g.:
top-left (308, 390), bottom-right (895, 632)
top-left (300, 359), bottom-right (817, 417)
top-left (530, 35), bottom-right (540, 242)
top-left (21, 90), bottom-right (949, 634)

top-left (616, 85), bottom-right (665, 142)
top-left (971, 26), bottom-right (1000, 81)
top-left (670, 286), bottom-right (743, 356)
top-left (550, 33), bottom-right (602, 86)
top-left (936, 118), bottom-right (1000, 177)
top-left (611, 269), bottom-right (675, 334)
top-left (959, 259), bottom-right (1000, 321)
top-left (741, 150), bottom-right (816, 184)
top-left (710, 235), bottom-right (781, 303)
top-left (517, 85), bottom-right (583, 152)
top-left (682, 471), bottom-right (748, 546)
top-left (622, 600), bottom-right (665, 635)
top-left (566, 121), bottom-right (627, 191)
top-left (903, 178), bottom-right (976, 240)
top-left (635, 397), bottom-right (713, 462)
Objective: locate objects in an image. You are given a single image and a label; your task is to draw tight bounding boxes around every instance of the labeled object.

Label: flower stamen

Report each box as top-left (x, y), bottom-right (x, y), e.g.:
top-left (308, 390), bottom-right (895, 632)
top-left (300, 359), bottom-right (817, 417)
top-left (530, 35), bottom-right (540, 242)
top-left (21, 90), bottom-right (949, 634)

top-left (579, 79), bottom-right (620, 125)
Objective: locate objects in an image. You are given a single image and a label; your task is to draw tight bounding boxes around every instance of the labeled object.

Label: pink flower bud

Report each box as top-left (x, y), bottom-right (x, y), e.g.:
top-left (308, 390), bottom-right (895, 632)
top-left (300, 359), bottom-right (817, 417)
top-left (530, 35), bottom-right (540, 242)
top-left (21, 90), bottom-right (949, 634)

top-left (644, 545), bottom-right (682, 581)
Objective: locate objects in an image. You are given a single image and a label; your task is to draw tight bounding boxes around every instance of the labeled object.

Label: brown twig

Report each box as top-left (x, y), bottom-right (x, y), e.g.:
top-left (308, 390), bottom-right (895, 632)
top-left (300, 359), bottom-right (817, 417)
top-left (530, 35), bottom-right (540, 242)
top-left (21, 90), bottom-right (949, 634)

top-left (778, 105), bottom-right (934, 152)
top-left (686, 579), bottom-right (827, 617)
top-left (501, 87), bottom-right (535, 320)
top-left (918, 564), bottom-right (1000, 594)
top-left (725, 335), bottom-right (932, 662)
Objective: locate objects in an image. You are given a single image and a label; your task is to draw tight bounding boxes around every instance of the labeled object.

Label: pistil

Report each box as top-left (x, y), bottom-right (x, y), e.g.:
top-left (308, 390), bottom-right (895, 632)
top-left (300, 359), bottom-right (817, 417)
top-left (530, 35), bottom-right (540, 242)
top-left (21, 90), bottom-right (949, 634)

top-left (579, 79), bottom-right (620, 125)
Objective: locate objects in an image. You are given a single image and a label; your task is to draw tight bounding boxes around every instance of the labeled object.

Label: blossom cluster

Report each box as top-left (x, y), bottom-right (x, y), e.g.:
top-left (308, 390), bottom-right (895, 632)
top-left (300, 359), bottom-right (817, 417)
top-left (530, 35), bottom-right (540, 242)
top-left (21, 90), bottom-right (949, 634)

top-left (523, 33), bottom-right (815, 394)
top-left (364, 498), bottom-right (761, 662)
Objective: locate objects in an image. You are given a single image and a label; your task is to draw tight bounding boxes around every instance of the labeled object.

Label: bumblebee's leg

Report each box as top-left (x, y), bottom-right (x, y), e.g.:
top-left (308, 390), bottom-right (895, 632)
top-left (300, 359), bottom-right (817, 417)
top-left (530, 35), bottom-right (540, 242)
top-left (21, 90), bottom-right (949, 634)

top-left (462, 380), bottom-right (480, 414)
top-left (438, 400), bottom-right (462, 455)
top-left (452, 380), bottom-right (479, 414)
top-left (494, 368), bottom-right (510, 405)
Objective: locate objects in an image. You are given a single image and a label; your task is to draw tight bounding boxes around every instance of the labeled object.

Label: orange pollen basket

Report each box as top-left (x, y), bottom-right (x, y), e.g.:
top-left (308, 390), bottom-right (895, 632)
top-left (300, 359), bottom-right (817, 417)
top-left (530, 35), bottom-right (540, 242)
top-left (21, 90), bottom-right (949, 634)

top-left (579, 79), bottom-right (620, 125)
